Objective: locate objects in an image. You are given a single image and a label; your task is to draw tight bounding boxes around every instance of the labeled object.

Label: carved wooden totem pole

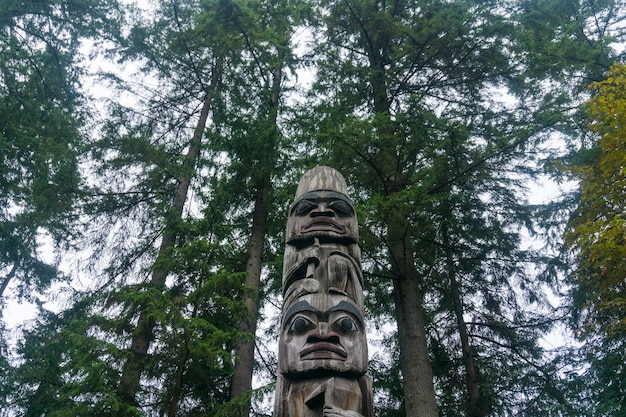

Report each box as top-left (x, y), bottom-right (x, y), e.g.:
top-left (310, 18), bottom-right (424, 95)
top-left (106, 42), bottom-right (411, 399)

top-left (274, 166), bottom-right (373, 417)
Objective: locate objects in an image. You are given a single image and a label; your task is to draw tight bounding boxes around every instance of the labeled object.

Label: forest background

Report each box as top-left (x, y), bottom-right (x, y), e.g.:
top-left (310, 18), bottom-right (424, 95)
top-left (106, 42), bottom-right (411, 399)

top-left (1, 0), bottom-right (625, 416)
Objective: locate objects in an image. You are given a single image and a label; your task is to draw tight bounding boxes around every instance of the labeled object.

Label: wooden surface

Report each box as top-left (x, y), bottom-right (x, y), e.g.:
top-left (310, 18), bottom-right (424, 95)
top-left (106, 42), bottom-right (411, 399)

top-left (274, 167), bottom-right (373, 417)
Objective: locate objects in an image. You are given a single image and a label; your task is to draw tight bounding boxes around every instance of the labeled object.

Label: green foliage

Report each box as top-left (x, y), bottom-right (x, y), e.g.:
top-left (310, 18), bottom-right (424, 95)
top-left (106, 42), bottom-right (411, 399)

top-left (1, 0), bottom-right (81, 301)
top-left (562, 63), bottom-right (626, 416)
top-left (369, 333), bottom-right (405, 417)
top-left (304, 0), bottom-right (625, 415)
top-left (3, 0), bottom-right (302, 414)
top-left (2, 0), bottom-right (626, 416)
top-left (566, 63), bottom-right (626, 340)
top-left (4, 305), bottom-right (139, 417)
top-left (0, 0), bottom-right (125, 304)
top-left (586, 338), bottom-right (626, 416)
top-left (3, 222), bottom-right (249, 415)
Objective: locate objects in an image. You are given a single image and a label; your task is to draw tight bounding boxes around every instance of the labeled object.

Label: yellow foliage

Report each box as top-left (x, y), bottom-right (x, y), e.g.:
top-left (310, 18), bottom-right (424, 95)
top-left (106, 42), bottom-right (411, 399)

top-left (567, 63), bottom-right (626, 340)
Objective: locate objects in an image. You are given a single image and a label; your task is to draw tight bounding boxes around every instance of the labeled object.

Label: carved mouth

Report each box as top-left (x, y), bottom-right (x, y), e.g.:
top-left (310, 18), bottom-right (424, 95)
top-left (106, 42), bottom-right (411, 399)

top-left (301, 220), bottom-right (346, 234)
top-left (300, 342), bottom-right (347, 360)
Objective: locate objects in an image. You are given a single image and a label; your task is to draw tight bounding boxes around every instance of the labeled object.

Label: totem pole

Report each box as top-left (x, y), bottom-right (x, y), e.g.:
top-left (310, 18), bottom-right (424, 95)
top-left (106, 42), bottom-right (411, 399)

top-left (274, 166), bottom-right (373, 417)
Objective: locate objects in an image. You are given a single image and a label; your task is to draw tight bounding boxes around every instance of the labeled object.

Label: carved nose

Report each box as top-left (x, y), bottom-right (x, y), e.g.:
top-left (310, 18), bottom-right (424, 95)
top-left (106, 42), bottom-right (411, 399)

top-left (306, 324), bottom-right (340, 344)
top-left (310, 204), bottom-right (335, 217)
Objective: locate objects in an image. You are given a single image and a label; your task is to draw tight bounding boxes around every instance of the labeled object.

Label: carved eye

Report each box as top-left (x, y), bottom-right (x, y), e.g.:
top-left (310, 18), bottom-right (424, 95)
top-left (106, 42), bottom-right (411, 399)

top-left (293, 200), bottom-right (316, 216)
top-left (289, 316), bottom-right (312, 332)
top-left (335, 316), bottom-right (358, 332)
top-left (329, 200), bottom-right (353, 216)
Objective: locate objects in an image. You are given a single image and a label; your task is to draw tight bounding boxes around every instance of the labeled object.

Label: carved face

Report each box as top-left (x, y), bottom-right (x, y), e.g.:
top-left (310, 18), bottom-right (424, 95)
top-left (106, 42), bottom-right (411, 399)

top-left (279, 293), bottom-right (368, 378)
top-left (286, 191), bottom-right (358, 244)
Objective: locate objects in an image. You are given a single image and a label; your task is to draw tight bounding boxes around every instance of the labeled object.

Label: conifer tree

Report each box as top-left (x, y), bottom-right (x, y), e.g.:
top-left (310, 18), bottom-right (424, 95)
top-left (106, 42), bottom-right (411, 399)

top-left (0, 0), bottom-right (121, 304)
top-left (3, 0), bottom-right (625, 416)
top-left (1, 2), bottom-right (122, 408)
top-left (3, 0), bottom-right (245, 414)
top-left (220, 1), bottom-right (301, 414)
top-left (304, 0), bottom-right (625, 416)
top-left (4, 0), bottom-right (303, 414)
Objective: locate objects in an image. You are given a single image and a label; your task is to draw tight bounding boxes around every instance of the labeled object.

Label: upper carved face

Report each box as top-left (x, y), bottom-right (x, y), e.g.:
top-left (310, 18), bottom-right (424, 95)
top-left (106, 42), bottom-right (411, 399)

top-left (286, 191), bottom-right (358, 244)
top-left (278, 293), bottom-right (368, 378)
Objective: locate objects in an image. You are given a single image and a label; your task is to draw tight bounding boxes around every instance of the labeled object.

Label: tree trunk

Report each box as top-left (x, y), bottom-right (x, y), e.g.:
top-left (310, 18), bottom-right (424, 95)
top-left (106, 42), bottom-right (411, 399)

top-left (117, 58), bottom-right (222, 407)
top-left (388, 210), bottom-right (439, 417)
top-left (367, 26), bottom-right (439, 417)
top-left (228, 180), bottom-right (271, 416)
top-left (228, 47), bottom-right (283, 415)
top-left (166, 346), bottom-right (190, 417)
top-left (444, 232), bottom-right (484, 417)
top-left (0, 263), bottom-right (16, 299)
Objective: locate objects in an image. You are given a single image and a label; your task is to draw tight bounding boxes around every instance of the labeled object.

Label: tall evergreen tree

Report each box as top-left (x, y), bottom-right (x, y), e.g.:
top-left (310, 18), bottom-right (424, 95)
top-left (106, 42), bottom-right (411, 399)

top-left (303, 0), bottom-right (625, 415)
top-left (4, 0), bottom-right (303, 414)
top-left (218, 1), bottom-right (302, 415)
top-left (307, 1), bottom-right (516, 415)
top-left (3, 0), bottom-right (245, 414)
top-left (114, 22), bottom-right (225, 410)
top-left (1, 2), bottom-right (122, 409)
top-left (0, 0), bottom-right (121, 304)
top-left (84, 1), bottom-right (270, 413)
top-left (3, 0), bottom-right (625, 416)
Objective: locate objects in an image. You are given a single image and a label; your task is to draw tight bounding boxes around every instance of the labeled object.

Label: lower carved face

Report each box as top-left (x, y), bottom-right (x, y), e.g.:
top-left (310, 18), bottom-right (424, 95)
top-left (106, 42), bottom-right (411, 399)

top-left (279, 293), bottom-right (368, 378)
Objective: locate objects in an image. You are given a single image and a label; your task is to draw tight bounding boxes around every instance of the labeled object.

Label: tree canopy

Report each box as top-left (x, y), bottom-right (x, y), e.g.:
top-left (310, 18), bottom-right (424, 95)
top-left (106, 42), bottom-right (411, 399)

top-left (568, 63), bottom-right (626, 341)
top-left (1, 0), bottom-right (625, 416)
top-left (563, 62), bottom-right (626, 416)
